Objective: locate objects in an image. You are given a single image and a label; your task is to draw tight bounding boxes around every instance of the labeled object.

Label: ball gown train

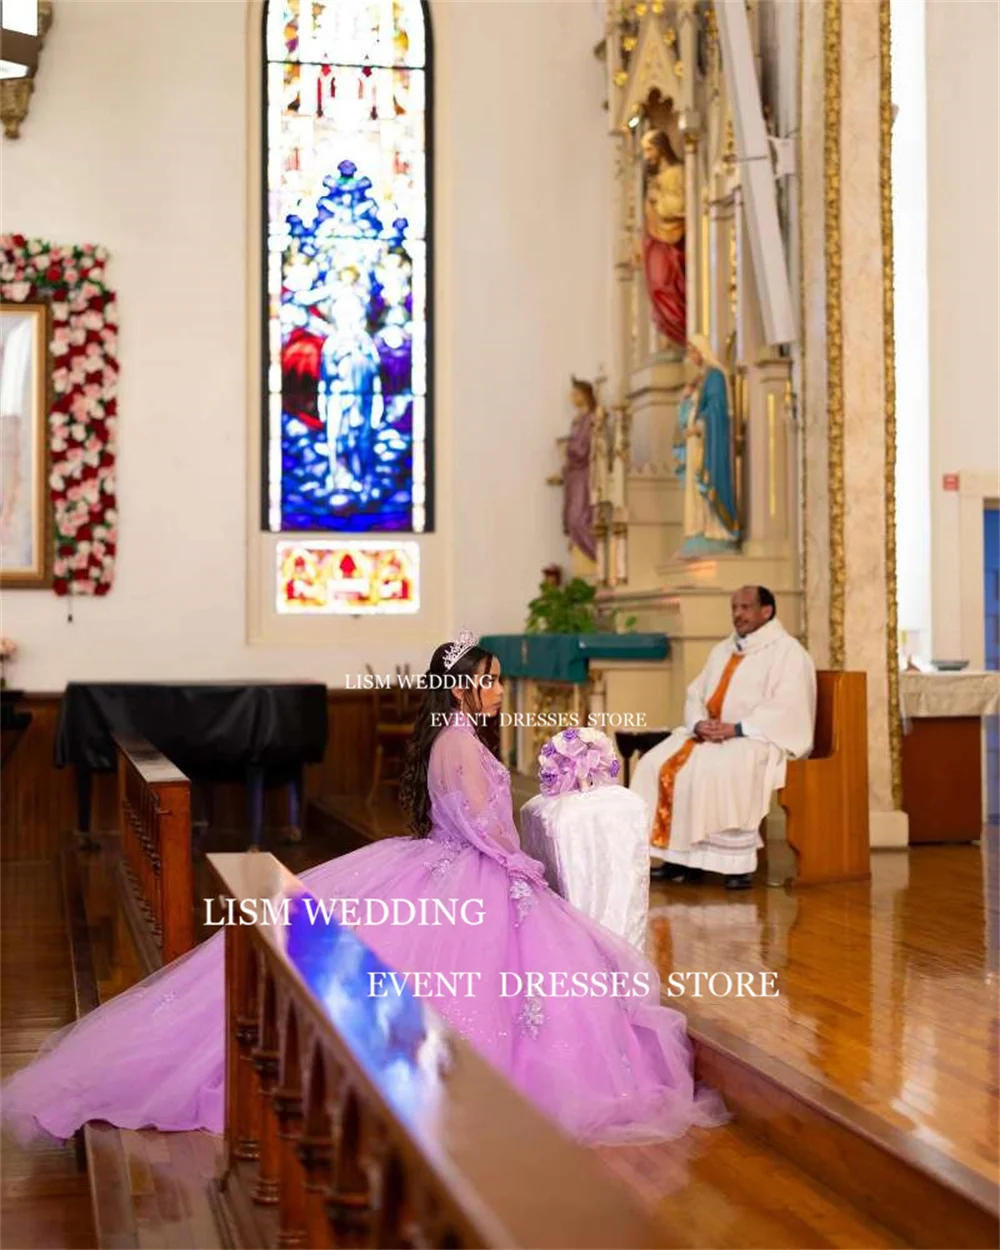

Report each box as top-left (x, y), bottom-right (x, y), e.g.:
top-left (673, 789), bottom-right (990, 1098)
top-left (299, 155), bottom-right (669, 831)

top-left (1, 718), bottom-right (725, 1146)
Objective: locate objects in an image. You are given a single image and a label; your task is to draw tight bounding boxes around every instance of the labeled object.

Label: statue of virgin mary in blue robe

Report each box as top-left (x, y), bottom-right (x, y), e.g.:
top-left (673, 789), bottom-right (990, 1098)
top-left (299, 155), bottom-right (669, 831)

top-left (674, 335), bottom-right (740, 556)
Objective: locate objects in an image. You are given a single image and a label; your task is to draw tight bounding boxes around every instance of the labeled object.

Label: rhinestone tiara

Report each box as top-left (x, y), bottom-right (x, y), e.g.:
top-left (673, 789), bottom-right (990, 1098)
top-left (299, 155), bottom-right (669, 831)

top-left (442, 629), bottom-right (477, 671)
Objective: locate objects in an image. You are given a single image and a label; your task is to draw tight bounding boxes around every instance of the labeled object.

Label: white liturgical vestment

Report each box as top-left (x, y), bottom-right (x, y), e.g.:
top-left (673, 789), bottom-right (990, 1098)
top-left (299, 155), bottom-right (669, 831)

top-left (631, 619), bottom-right (816, 873)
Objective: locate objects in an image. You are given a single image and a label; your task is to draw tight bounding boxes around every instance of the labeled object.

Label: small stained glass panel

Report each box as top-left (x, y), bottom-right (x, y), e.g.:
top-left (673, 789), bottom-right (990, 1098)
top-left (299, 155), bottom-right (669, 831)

top-left (277, 540), bottom-right (419, 613)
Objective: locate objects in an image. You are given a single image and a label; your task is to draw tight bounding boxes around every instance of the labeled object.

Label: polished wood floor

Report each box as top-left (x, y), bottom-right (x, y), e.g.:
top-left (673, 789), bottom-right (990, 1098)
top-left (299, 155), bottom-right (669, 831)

top-left (647, 834), bottom-right (1000, 1186)
top-left (2, 811), bottom-right (996, 1248)
top-left (1, 860), bottom-right (96, 1249)
top-left (597, 1126), bottom-right (901, 1249)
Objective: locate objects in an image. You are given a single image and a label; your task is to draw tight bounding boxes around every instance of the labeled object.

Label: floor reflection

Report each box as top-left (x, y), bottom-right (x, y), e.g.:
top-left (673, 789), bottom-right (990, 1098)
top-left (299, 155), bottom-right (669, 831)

top-left (647, 835), bottom-right (998, 1182)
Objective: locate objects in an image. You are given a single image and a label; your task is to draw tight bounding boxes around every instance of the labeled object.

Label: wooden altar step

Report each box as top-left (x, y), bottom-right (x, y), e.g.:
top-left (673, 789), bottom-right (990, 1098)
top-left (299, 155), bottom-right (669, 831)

top-left (306, 777), bottom-right (539, 855)
top-left (306, 789), bottom-right (410, 852)
top-left (687, 1017), bottom-right (996, 1248)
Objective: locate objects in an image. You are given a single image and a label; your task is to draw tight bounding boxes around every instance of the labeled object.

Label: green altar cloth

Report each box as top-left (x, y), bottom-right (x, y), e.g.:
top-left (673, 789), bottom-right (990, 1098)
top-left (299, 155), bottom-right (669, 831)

top-left (478, 633), bottom-right (669, 685)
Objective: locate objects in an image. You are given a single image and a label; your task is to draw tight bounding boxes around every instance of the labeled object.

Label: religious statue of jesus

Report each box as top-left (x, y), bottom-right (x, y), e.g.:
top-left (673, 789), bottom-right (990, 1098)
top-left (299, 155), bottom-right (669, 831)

top-left (640, 128), bottom-right (686, 349)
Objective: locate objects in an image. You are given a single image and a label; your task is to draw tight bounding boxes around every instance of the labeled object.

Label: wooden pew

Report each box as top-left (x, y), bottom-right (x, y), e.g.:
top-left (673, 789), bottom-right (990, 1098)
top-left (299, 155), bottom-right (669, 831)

top-left (778, 671), bottom-right (871, 886)
top-left (116, 735), bottom-right (193, 964)
top-left (208, 852), bottom-right (667, 1250)
top-left (368, 670), bottom-right (422, 802)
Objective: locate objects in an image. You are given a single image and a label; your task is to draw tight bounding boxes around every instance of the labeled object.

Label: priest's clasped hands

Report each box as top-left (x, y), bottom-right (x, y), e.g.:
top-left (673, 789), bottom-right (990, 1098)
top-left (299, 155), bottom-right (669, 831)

top-left (694, 719), bottom-right (739, 743)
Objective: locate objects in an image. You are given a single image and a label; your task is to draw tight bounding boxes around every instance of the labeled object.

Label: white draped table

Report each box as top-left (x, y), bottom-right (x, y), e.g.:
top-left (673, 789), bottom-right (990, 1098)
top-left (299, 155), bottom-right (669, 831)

top-left (519, 788), bottom-right (650, 951)
top-left (898, 670), bottom-right (999, 841)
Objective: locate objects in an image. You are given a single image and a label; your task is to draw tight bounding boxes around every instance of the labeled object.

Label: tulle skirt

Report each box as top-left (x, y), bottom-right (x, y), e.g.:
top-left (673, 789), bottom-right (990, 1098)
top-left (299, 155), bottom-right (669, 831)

top-left (1, 836), bottom-right (726, 1146)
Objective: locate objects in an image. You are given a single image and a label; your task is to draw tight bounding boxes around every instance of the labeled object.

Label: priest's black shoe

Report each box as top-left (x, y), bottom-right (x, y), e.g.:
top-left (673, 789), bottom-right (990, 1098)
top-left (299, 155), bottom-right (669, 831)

top-left (651, 864), bottom-right (704, 884)
top-left (725, 873), bottom-right (754, 890)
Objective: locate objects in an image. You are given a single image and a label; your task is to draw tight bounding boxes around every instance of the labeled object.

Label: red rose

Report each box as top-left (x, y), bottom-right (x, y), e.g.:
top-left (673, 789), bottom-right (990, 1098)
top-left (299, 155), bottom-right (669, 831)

top-left (105, 400), bottom-right (118, 416)
top-left (53, 577), bottom-right (69, 596)
top-left (12, 233), bottom-right (26, 248)
top-left (58, 543), bottom-right (75, 556)
top-left (46, 264), bottom-right (61, 283)
top-left (99, 451), bottom-right (114, 467)
top-left (95, 582), bottom-right (110, 597)
top-left (105, 542), bottom-right (117, 556)
top-left (78, 524), bottom-right (93, 541)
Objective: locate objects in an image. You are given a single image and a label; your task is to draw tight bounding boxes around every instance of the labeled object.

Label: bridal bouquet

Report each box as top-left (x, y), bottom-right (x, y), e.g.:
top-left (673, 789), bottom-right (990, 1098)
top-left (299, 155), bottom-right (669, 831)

top-left (538, 727), bottom-right (621, 796)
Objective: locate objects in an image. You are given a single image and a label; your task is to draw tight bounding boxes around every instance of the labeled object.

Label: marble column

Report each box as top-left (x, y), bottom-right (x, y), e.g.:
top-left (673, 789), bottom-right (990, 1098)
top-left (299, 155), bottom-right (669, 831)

top-left (800, 0), bottom-right (907, 847)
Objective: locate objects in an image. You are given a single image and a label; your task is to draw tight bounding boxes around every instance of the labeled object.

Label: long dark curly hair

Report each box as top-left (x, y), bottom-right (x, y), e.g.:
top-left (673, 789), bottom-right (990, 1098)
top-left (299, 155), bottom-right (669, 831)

top-left (398, 641), bottom-right (500, 838)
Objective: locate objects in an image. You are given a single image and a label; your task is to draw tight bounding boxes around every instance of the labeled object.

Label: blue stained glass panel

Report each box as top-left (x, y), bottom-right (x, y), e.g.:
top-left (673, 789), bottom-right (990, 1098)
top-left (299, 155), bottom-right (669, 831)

top-left (264, 2), bottom-right (430, 534)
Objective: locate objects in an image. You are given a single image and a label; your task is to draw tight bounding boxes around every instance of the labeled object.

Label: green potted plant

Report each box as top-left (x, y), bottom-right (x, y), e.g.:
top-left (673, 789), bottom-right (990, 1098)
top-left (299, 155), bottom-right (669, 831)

top-left (525, 578), bottom-right (636, 634)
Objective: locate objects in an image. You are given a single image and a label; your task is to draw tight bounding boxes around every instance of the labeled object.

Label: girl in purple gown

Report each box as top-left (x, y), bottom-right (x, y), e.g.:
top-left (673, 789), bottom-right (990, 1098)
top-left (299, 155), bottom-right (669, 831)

top-left (2, 639), bottom-right (725, 1146)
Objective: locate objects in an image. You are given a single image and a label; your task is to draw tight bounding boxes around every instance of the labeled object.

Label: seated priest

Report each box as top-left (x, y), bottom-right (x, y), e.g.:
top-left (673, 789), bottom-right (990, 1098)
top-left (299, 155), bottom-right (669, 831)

top-left (631, 586), bottom-right (817, 890)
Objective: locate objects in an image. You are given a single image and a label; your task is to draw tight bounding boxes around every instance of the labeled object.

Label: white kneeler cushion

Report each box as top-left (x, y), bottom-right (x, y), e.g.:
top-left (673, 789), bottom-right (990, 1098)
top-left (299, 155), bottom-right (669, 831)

top-left (519, 787), bottom-right (650, 951)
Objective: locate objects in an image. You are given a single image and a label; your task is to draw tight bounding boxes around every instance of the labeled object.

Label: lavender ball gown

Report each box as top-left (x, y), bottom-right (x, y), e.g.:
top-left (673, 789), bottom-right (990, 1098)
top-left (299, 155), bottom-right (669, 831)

top-left (2, 719), bottom-right (725, 1146)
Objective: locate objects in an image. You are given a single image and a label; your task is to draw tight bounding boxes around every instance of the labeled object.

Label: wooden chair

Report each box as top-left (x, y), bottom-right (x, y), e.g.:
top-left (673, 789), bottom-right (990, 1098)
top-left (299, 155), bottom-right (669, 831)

top-left (367, 666), bottom-right (422, 803)
top-left (778, 671), bottom-right (871, 886)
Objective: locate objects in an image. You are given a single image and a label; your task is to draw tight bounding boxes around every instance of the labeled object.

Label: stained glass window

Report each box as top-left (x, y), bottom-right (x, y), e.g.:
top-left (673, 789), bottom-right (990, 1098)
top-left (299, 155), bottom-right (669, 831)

top-left (264, 0), bottom-right (431, 535)
top-left (277, 540), bottom-right (419, 613)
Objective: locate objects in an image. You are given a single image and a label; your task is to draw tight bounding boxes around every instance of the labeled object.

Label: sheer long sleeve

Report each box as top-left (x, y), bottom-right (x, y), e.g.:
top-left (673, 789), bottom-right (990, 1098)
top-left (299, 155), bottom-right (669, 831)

top-left (427, 727), bottom-right (546, 883)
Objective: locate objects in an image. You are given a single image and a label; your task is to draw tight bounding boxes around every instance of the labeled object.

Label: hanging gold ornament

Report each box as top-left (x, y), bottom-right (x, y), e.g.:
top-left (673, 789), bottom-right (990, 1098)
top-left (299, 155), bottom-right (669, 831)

top-left (622, 35), bottom-right (637, 51)
top-left (663, 27), bottom-right (677, 47)
top-left (614, 69), bottom-right (629, 87)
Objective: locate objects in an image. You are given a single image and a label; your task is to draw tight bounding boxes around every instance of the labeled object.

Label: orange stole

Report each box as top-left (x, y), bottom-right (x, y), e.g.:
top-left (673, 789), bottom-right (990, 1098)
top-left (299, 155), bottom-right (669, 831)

top-left (650, 652), bottom-right (745, 849)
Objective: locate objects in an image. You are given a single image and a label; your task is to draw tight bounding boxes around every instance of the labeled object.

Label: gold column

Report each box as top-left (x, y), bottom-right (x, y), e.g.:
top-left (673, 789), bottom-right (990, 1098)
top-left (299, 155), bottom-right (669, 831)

top-left (824, 0), bottom-right (845, 670)
top-left (803, 0), bottom-right (906, 843)
top-left (684, 132), bottom-right (702, 344)
top-left (797, 0), bottom-right (809, 651)
top-left (879, 0), bottom-right (902, 809)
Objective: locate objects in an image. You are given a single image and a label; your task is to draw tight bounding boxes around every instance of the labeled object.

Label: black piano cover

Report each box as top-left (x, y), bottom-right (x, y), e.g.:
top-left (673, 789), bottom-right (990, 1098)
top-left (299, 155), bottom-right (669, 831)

top-left (55, 682), bottom-right (329, 775)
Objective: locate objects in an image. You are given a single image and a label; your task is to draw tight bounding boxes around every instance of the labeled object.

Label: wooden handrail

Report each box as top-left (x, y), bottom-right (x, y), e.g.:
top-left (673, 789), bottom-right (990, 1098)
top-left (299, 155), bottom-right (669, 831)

top-left (207, 852), bottom-right (668, 1250)
top-left (115, 735), bottom-right (193, 963)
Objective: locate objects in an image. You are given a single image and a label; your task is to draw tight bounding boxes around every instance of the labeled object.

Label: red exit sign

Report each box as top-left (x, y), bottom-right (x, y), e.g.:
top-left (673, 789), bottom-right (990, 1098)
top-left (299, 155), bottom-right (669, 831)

top-left (942, 474), bottom-right (960, 492)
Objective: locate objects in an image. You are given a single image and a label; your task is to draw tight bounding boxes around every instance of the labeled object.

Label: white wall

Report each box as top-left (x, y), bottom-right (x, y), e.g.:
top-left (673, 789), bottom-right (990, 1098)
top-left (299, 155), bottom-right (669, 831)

top-left (0, 0), bottom-right (609, 690)
top-left (926, 0), bottom-right (1000, 660)
top-left (445, 0), bottom-right (610, 636)
top-left (891, 0), bottom-right (931, 657)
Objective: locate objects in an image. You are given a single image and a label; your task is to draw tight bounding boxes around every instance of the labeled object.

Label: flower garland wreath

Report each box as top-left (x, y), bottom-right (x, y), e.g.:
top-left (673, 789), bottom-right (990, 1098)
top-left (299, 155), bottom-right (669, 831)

top-left (0, 235), bottom-right (118, 597)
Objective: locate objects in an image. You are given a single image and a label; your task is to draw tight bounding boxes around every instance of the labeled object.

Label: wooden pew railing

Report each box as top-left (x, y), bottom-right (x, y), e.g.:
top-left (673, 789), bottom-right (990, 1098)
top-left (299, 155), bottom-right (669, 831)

top-left (208, 852), bottom-right (666, 1250)
top-left (116, 735), bottom-right (193, 964)
top-left (778, 671), bottom-right (871, 886)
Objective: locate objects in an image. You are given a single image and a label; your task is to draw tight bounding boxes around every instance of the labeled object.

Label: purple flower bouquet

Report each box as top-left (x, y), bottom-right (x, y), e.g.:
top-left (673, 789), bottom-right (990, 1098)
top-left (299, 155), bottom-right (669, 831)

top-left (537, 727), bottom-right (622, 797)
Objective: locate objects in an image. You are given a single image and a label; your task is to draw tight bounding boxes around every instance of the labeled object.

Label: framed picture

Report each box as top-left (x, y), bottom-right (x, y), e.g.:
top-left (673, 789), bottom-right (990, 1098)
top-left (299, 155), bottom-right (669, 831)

top-left (0, 302), bottom-right (51, 588)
